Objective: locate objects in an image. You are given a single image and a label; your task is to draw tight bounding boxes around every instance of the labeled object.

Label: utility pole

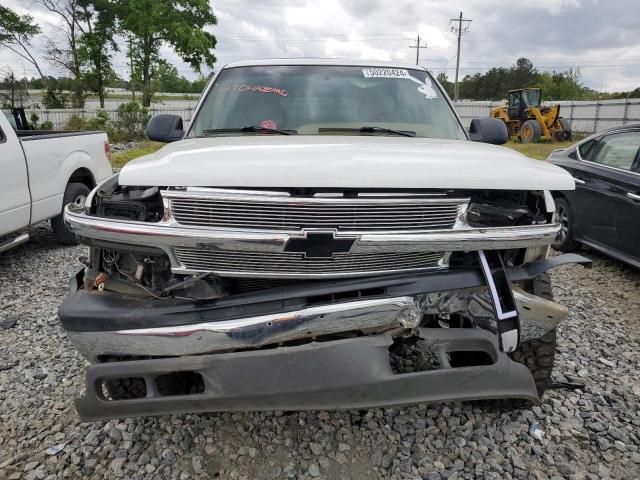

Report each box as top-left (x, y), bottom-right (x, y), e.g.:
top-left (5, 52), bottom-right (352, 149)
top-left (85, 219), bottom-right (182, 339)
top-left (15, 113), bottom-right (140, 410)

top-left (449, 11), bottom-right (472, 102)
top-left (409, 34), bottom-right (428, 66)
top-left (129, 36), bottom-right (135, 101)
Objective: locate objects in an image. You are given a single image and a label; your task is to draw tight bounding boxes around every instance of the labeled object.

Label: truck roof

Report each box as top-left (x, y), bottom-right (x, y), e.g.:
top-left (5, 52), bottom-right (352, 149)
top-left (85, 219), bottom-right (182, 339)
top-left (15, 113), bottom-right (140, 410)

top-left (223, 58), bottom-right (428, 71)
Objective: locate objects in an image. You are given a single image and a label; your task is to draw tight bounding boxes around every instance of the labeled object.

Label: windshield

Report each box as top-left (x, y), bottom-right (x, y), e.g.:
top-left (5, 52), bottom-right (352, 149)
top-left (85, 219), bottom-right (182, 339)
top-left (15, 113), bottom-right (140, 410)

top-left (189, 65), bottom-right (465, 140)
top-left (522, 89), bottom-right (541, 107)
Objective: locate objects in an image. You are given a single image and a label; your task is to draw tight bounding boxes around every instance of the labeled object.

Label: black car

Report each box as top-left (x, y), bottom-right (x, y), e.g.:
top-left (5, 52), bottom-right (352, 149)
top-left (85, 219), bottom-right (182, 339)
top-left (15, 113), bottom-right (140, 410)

top-left (548, 123), bottom-right (640, 268)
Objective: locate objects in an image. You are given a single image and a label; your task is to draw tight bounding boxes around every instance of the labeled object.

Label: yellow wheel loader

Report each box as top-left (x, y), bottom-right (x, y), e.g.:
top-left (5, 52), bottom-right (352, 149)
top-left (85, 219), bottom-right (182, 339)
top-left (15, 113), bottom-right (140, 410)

top-left (490, 88), bottom-right (572, 143)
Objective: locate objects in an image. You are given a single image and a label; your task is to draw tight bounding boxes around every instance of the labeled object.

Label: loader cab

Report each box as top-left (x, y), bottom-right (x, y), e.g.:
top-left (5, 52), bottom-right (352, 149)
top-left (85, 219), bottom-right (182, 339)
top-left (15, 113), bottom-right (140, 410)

top-left (507, 88), bottom-right (541, 120)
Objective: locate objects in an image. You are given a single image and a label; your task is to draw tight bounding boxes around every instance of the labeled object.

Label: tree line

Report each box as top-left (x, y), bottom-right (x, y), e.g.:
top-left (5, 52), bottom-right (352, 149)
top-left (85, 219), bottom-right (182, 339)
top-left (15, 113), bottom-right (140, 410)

top-left (0, 0), bottom-right (217, 108)
top-left (1, 69), bottom-right (210, 110)
top-left (437, 57), bottom-right (640, 101)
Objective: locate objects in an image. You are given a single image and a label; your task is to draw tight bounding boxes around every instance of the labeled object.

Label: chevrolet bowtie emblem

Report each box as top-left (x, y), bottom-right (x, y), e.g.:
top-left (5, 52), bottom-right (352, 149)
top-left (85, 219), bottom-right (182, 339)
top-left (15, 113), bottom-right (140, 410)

top-left (284, 232), bottom-right (356, 258)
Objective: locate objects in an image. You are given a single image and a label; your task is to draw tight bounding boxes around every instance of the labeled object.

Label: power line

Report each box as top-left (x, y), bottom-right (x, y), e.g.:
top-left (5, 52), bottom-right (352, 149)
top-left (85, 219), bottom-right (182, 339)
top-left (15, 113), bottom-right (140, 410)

top-left (436, 64), bottom-right (640, 70)
top-left (408, 34), bottom-right (428, 66)
top-left (449, 11), bottom-right (472, 101)
top-left (221, 33), bottom-right (411, 39)
top-left (431, 56), bottom-right (640, 64)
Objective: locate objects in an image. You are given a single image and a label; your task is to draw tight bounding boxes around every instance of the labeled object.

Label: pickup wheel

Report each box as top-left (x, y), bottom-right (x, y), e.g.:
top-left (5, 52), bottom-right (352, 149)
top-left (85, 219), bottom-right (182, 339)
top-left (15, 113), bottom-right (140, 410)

top-left (510, 273), bottom-right (557, 397)
top-left (51, 182), bottom-right (90, 245)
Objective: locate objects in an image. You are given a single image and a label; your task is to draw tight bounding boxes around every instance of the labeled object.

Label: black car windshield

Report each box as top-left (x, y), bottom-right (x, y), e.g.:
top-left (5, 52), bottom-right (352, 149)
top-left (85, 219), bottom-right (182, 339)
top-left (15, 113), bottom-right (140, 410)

top-left (189, 65), bottom-right (465, 140)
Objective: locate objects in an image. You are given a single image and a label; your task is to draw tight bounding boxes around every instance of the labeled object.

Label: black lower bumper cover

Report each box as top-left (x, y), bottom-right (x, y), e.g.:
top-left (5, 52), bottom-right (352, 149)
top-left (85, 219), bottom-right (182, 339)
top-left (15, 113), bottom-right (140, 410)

top-left (76, 328), bottom-right (538, 421)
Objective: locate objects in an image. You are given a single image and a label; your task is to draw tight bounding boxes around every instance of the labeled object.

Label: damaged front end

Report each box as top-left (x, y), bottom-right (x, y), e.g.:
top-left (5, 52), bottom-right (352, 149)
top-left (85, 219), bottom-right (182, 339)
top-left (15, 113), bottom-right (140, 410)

top-left (60, 174), bottom-right (590, 420)
top-left (61, 253), bottom-right (588, 421)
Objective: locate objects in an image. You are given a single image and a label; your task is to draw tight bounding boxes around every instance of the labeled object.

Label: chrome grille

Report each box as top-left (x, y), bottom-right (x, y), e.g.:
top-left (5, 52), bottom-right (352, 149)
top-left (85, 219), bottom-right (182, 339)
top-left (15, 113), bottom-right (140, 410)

top-left (173, 247), bottom-right (445, 278)
top-left (167, 190), bottom-right (468, 233)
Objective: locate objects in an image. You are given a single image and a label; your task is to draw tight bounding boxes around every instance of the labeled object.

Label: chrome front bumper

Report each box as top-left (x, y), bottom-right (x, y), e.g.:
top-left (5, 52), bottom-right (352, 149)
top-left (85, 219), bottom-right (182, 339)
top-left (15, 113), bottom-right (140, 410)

top-left (67, 295), bottom-right (419, 361)
top-left (64, 203), bottom-right (561, 278)
top-left (66, 284), bottom-right (567, 362)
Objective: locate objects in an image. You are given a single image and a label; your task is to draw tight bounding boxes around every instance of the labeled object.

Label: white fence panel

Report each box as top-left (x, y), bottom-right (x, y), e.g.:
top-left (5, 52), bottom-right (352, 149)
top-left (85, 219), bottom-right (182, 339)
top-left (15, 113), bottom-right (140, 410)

top-left (453, 99), bottom-right (640, 134)
top-left (25, 106), bottom-right (195, 130)
top-left (627, 101), bottom-right (640, 122)
top-left (16, 98), bottom-right (640, 135)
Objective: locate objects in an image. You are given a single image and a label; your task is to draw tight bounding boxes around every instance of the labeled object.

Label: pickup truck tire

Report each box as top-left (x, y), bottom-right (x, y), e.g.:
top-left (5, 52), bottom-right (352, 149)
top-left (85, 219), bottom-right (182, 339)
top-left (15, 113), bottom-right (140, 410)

top-left (510, 273), bottom-right (556, 397)
top-left (52, 182), bottom-right (90, 245)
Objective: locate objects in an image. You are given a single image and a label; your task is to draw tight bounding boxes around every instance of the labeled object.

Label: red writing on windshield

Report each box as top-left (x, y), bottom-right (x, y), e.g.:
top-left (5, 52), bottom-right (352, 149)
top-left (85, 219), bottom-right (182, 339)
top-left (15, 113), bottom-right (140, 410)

top-left (221, 84), bottom-right (288, 96)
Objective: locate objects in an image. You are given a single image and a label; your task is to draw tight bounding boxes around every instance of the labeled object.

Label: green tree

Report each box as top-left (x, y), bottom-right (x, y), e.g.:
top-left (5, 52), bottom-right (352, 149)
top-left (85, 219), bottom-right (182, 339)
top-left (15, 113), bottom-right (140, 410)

top-left (43, 88), bottom-right (69, 109)
top-left (190, 74), bottom-right (210, 93)
top-left (628, 87), bottom-right (640, 99)
top-left (510, 57), bottom-right (538, 89)
top-left (77, 0), bottom-right (118, 108)
top-left (29, 76), bottom-right (46, 89)
top-left (537, 69), bottom-right (584, 100)
top-left (454, 58), bottom-right (592, 101)
top-left (152, 62), bottom-right (191, 93)
top-left (113, 101), bottom-right (150, 141)
top-left (436, 72), bottom-right (454, 99)
top-left (110, 0), bottom-right (217, 106)
top-left (0, 6), bottom-right (46, 81)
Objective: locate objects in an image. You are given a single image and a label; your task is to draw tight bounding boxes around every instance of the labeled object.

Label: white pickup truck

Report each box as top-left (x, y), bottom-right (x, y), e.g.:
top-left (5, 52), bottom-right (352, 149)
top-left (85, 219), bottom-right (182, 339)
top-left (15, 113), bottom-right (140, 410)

top-left (60, 59), bottom-right (591, 421)
top-left (0, 112), bottom-right (112, 252)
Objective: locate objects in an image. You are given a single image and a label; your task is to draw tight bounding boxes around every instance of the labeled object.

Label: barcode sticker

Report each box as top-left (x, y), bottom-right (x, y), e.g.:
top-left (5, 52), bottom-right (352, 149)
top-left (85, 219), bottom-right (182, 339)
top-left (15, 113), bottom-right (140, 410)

top-left (362, 68), bottom-right (410, 79)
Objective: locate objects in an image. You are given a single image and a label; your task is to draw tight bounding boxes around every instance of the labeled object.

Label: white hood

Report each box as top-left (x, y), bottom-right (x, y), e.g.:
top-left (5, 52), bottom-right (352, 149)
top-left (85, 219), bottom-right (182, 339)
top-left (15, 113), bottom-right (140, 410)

top-left (119, 136), bottom-right (575, 191)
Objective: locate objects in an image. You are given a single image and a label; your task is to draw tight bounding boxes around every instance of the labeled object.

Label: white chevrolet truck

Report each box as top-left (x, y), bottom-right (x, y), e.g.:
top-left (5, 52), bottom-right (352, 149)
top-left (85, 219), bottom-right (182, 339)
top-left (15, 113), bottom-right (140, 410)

top-left (0, 112), bottom-right (112, 251)
top-left (59, 60), bottom-right (590, 421)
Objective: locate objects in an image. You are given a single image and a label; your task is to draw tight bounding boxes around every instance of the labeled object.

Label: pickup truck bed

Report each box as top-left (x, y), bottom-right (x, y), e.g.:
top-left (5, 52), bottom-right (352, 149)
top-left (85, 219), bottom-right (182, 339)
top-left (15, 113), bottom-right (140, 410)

top-left (0, 113), bottom-right (112, 250)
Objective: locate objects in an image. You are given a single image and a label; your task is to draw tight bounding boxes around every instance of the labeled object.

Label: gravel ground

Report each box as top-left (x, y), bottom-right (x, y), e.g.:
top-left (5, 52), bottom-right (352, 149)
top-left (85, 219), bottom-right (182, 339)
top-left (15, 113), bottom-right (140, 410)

top-left (110, 142), bottom-right (137, 154)
top-left (1, 223), bottom-right (639, 480)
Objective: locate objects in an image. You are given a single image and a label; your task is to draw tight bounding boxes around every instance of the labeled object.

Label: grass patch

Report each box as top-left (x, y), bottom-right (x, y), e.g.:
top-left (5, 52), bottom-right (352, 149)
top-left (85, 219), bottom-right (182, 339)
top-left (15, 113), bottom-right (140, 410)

top-left (111, 141), bottom-right (164, 168)
top-left (505, 140), bottom-right (574, 160)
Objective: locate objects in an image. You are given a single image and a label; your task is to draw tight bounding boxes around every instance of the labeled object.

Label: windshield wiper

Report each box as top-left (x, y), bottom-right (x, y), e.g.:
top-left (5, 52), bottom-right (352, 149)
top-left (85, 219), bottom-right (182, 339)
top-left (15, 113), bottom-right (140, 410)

top-left (202, 126), bottom-right (297, 136)
top-left (318, 126), bottom-right (416, 137)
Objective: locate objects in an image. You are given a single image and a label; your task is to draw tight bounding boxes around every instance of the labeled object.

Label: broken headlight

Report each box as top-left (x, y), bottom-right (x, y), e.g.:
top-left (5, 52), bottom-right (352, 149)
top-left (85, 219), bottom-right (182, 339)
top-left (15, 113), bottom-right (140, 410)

top-left (89, 174), bottom-right (164, 222)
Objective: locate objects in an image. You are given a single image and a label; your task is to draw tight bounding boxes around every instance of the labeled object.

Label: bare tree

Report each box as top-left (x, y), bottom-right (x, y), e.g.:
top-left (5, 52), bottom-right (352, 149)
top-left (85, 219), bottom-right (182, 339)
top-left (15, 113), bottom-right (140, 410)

top-left (0, 6), bottom-right (46, 82)
top-left (39, 0), bottom-right (86, 107)
top-left (0, 69), bottom-right (30, 109)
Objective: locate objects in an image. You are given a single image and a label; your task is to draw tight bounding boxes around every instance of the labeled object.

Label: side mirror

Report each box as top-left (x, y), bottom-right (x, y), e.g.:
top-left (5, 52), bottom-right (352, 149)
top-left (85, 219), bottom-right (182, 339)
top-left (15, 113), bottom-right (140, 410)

top-left (468, 118), bottom-right (509, 145)
top-left (146, 114), bottom-right (184, 142)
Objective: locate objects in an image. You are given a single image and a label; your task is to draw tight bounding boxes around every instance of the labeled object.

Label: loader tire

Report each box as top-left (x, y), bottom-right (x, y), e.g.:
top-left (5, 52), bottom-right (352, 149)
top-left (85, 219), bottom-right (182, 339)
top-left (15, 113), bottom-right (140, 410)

top-left (559, 118), bottom-right (572, 140)
top-left (52, 182), bottom-right (90, 245)
top-left (510, 273), bottom-right (557, 397)
top-left (520, 120), bottom-right (542, 143)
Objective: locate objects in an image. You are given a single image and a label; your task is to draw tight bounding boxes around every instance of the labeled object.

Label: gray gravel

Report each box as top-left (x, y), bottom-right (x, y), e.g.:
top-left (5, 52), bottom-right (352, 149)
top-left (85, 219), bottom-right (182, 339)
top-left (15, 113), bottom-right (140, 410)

top-left (1, 223), bottom-right (640, 480)
top-left (110, 142), bottom-right (137, 154)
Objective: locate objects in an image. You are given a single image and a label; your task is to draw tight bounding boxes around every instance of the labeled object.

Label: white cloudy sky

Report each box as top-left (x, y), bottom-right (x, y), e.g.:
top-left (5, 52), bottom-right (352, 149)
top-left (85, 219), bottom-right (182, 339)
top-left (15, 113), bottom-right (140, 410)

top-left (2, 0), bottom-right (639, 92)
